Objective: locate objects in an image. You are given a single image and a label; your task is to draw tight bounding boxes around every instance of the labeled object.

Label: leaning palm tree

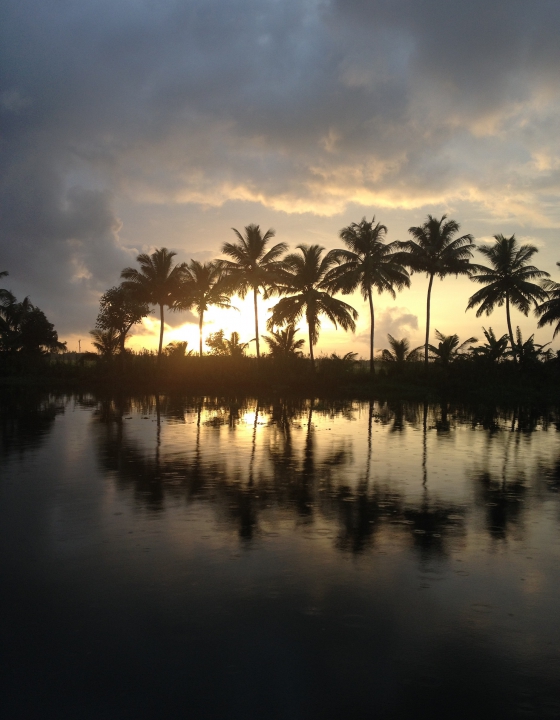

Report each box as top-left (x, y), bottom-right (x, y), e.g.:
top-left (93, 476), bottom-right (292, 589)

top-left (267, 244), bottom-right (358, 371)
top-left (262, 325), bottom-right (305, 358)
top-left (535, 263), bottom-right (560, 338)
top-left (328, 217), bottom-right (410, 373)
top-left (380, 335), bottom-right (422, 363)
top-left (428, 330), bottom-right (477, 366)
top-left (218, 224), bottom-right (287, 358)
top-left (178, 260), bottom-right (235, 356)
top-left (396, 215), bottom-right (475, 365)
top-left (466, 235), bottom-right (549, 362)
top-left (121, 248), bottom-right (186, 357)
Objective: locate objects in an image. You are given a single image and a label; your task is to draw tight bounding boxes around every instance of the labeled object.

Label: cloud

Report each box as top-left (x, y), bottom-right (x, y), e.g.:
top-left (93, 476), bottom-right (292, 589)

top-left (356, 307), bottom-right (418, 347)
top-left (2, 0), bottom-right (560, 337)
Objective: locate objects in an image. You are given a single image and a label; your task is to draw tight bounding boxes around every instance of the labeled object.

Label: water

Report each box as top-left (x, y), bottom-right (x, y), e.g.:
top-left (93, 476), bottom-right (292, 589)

top-left (1, 393), bottom-right (560, 719)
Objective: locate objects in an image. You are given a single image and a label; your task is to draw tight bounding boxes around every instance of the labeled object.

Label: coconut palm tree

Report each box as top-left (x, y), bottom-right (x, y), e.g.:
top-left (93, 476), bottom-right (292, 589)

top-left (469, 327), bottom-right (510, 362)
top-left (223, 331), bottom-right (249, 358)
top-left (512, 326), bottom-right (551, 365)
top-left (380, 335), bottom-right (422, 363)
top-left (267, 244), bottom-right (358, 371)
top-left (218, 224), bottom-right (287, 358)
top-left (262, 325), bottom-right (305, 358)
top-left (120, 248), bottom-right (186, 358)
top-left (90, 328), bottom-right (120, 358)
top-left (396, 215), bottom-right (475, 365)
top-left (328, 217), bottom-right (410, 373)
top-left (164, 341), bottom-right (194, 358)
top-left (466, 235), bottom-right (549, 362)
top-left (428, 330), bottom-right (477, 366)
top-left (178, 260), bottom-right (235, 356)
top-left (535, 263), bottom-right (560, 338)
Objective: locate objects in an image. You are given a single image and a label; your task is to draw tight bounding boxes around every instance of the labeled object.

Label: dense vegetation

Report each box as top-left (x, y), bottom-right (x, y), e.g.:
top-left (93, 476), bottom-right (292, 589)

top-left (2, 213), bottom-right (560, 399)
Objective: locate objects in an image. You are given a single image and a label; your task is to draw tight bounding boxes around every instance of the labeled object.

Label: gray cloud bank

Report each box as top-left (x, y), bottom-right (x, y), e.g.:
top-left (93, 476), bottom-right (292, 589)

top-left (2, 0), bottom-right (560, 334)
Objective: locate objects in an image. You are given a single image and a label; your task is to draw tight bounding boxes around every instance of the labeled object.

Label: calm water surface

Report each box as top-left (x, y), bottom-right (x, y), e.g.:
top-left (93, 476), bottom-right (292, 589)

top-left (1, 393), bottom-right (560, 719)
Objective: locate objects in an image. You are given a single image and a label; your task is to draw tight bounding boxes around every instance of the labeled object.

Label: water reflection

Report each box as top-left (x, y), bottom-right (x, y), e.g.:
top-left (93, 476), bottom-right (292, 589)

top-left (83, 395), bottom-right (560, 558)
top-left (0, 388), bottom-right (64, 458)
top-left (2, 393), bottom-right (560, 718)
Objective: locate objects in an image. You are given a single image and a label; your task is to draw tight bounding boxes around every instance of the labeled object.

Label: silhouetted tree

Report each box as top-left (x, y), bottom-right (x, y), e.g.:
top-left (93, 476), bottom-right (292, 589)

top-left (206, 330), bottom-right (248, 357)
top-left (328, 217), bottom-right (410, 373)
top-left (178, 260), bottom-right (234, 356)
top-left (511, 326), bottom-right (551, 366)
top-left (0, 271), bottom-right (11, 308)
top-left (95, 286), bottom-right (150, 354)
top-left (396, 215), bottom-right (475, 365)
top-left (428, 330), bottom-right (477, 366)
top-left (268, 244), bottom-right (358, 371)
top-left (90, 328), bottom-right (120, 358)
top-left (535, 263), bottom-right (560, 338)
top-left (467, 234), bottom-right (549, 362)
top-left (262, 325), bottom-right (305, 357)
top-left (0, 295), bottom-right (66, 354)
top-left (218, 224), bottom-right (287, 358)
top-left (164, 341), bottom-right (193, 358)
top-left (121, 248), bottom-right (186, 357)
top-left (469, 327), bottom-right (510, 362)
top-left (380, 334), bottom-right (422, 364)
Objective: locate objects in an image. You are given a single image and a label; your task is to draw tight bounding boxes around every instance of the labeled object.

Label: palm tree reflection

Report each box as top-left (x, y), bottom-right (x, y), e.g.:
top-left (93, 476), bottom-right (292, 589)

top-left (0, 388), bottom-right (64, 458)
top-left (90, 396), bottom-right (551, 555)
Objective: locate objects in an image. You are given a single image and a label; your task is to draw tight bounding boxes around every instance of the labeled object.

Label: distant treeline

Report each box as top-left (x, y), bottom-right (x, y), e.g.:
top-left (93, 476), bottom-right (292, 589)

top-left (2, 214), bottom-right (560, 377)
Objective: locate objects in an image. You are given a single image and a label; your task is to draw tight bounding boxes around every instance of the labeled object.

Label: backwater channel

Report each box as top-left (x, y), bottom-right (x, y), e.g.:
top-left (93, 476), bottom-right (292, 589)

top-left (1, 392), bottom-right (560, 718)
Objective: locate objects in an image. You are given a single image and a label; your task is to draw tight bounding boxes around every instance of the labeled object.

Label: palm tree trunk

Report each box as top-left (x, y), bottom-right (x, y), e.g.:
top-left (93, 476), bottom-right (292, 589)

top-left (425, 274), bottom-right (434, 366)
top-left (253, 287), bottom-right (260, 359)
top-left (506, 294), bottom-right (516, 364)
top-left (158, 303), bottom-right (165, 357)
top-left (308, 318), bottom-right (315, 372)
top-left (368, 286), bottom-right (375, 375)
top-left (199, 310), bottom-right (204, 357)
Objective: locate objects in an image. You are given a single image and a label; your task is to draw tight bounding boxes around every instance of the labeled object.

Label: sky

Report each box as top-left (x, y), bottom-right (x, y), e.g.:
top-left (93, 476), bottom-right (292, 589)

top-left (2, 0), bottom-right (560, 355)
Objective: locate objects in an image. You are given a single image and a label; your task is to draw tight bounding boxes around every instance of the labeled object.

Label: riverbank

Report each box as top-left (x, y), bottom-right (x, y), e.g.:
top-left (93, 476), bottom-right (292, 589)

top-left (1, 354), bottom-right (560, 405)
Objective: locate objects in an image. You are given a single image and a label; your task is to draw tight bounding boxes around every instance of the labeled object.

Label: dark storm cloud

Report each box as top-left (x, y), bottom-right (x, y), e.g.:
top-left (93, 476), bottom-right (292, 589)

top-left (1, 0), bottom-right (560, 334)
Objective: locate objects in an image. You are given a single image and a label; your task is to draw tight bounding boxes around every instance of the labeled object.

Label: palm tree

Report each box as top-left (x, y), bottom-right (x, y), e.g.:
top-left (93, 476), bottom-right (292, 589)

top-left (380, 334), bottom-right (422, 363)
top-left (466, 235), bottom-right (549, 362)
top-left (328, 217), bottom-right (410, 373)
top-left (178, 260), bottom-right (235, 356)
top-left (428, 330), bottom-right (477, 366)
top-left (218, 224), bottom-right (287, 358)
top-left (121, 248), bottom-right (186, 357)
top-left (90, 328), bottom-right (120, 358)
top-left (396, 215), bottom-right (475, 365)
top-left (469, 327), bottom-right (510, 362)
top-left (223, 331), bottom-right (249, 357)
top-left (164, 341), bottom-right (194, 358)
top-left (267, 244), bottom-right (358, 371)
top-left (512, 326), bottom-right (551, 365)
top-left (262, 325), bottom-right (305, 358)
top-left (535, 263), bottom-right (560, 338)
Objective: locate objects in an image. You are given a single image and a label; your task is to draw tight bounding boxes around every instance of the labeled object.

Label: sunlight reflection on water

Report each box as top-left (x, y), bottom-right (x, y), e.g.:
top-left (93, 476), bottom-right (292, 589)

top-left (1, 393), bottom-right (560, 719)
